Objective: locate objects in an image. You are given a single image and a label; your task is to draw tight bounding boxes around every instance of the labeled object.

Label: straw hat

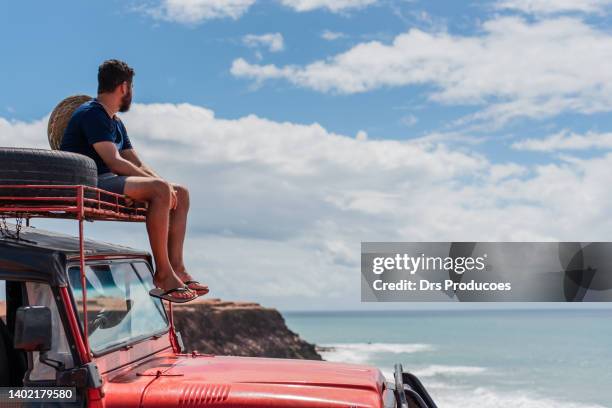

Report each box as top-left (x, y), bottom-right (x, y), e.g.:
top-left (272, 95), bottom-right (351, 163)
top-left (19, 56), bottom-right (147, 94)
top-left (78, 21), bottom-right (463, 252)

top-left (47, 95), bottom-right (92, 150)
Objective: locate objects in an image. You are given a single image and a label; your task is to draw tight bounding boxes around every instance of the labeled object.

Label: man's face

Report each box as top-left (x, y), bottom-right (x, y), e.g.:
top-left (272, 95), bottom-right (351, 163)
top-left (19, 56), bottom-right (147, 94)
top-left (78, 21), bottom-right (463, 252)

top-left (119, 81), bottom-right (133, 112)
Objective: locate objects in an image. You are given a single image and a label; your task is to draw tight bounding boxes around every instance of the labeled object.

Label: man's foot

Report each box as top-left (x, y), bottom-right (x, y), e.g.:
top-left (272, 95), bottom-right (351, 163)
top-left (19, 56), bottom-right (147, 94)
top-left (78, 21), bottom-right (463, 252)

top-left (153, 270), bottom-right (196, 301)
top-left (183, 280), bottom-right (209, 296)
top-left (149, 287), bottom-right (196, 304)
top-left (174, 267), bottom-right (209, 296)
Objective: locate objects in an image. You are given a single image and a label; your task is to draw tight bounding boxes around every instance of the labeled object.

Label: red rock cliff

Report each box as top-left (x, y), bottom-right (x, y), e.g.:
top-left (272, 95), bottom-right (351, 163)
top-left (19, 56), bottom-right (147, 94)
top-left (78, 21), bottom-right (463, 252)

top-left (171, 298), bottom-right (322, 360)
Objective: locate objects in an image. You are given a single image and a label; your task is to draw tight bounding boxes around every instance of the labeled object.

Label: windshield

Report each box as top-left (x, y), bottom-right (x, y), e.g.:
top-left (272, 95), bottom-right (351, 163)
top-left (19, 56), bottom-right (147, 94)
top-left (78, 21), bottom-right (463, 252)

top-left (68, 261), bottom-right (168, 353)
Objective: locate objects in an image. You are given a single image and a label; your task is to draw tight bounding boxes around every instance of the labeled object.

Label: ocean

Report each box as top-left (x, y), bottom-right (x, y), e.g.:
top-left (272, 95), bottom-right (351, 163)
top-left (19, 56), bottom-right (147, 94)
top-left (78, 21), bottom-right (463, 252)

top-left (284, 308), bottom-right (612, 408)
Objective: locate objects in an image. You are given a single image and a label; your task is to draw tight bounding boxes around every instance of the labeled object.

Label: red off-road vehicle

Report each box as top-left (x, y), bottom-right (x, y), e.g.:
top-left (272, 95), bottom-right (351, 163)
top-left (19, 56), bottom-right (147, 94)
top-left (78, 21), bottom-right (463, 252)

top-left (0, 148), bottom-right (437, 408)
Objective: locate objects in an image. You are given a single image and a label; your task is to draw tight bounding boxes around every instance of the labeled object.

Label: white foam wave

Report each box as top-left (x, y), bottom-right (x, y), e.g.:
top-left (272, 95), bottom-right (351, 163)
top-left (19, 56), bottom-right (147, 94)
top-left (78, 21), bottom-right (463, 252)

top-left (431, 386), bottom-right (607, 408)
top-left (321, 342), bottom-right (434, 354)
top-left (319, 342), bottom-right (433, 364)
top-left (413, 364), bottom-right (487, 377)
top-left (381, 368), bottom-right (605, 408)
top-left (320, 343), bottom-right (608, 408)
top-left (378, 365), bottom-right (485, 385)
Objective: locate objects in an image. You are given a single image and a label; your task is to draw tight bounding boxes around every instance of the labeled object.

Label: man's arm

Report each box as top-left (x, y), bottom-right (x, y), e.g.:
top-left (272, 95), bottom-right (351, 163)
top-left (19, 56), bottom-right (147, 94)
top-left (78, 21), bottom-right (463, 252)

top-left (93, 142), bottom-right (151, 177)
top-left (120, 148), bottom-right (162, 178)
top-left (118, 147), bottom-right (178, 208)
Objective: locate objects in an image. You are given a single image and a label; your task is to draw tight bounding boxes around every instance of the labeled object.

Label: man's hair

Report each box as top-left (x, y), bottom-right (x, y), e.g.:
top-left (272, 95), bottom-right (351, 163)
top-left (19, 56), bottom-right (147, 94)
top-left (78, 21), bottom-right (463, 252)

top-left (97, 59), bottom-right (135, 94)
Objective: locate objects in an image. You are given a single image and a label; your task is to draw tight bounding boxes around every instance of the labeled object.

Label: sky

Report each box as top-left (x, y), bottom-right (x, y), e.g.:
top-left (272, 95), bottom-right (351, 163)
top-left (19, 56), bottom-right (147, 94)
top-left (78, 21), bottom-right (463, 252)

top-left (2, 0), bottom-right (612, 310)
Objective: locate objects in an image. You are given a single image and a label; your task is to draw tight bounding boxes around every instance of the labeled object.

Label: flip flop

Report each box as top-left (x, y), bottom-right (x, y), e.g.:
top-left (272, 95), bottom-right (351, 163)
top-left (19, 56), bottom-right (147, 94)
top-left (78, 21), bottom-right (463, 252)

top-left (184, 280), bottom-right (209, 296)
top-left (149, 286), bottom-right (197, 303)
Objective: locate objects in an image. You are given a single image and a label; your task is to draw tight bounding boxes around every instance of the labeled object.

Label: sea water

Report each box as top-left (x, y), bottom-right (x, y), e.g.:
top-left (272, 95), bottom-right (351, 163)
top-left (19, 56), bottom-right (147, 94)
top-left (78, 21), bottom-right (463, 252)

top-left (284, 308), bottom-right (612, 408)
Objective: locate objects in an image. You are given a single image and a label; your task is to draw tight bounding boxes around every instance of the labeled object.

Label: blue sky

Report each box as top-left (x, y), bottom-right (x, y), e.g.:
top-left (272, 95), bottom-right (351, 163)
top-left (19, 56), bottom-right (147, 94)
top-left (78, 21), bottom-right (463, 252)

top-left (3, 0), bottom-right (609, 153)
top-left (2, 0), bottom-right (612, 310)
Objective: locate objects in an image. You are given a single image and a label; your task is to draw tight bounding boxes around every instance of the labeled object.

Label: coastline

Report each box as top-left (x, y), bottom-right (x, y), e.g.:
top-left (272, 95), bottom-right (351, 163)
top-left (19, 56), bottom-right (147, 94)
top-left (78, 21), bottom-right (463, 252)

top-left (172, 298), bottom-right (322, 360)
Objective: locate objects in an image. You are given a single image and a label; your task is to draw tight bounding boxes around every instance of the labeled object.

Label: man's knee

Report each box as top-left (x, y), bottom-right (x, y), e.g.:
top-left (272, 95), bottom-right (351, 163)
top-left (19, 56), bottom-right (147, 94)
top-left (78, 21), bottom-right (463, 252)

top-left (150, 179), bottom-right (173, 203)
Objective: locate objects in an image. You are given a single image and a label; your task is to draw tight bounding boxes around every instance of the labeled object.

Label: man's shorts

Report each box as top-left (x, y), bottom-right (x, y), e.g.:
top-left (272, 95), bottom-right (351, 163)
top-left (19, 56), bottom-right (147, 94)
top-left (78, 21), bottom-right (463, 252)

top-left (98, 172), bottom-right (128, 195)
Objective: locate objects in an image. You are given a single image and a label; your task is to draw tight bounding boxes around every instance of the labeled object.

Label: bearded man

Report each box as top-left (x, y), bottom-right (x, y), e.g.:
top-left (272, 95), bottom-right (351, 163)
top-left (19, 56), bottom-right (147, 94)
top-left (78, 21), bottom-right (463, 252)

top-left (60, 59), bottom-right (208, 303)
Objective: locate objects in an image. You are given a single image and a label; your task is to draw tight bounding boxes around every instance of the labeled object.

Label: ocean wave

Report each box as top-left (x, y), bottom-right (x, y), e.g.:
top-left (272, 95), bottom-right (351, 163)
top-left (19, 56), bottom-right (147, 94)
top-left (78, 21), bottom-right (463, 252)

top-left (377, 366), bottom-right (486, 383)
top-left (320, 342), bottom-right (434, 354)
top-left (431, 386), bottom-right (607, 408)
top-left (413, 364), bottom-right (487, 377)
top-left (378, 369), bottom-right (607, 408)
top-left (319, 342), bottom-right (434, 364)
top-left (318, 343), bottom-right (607, 408)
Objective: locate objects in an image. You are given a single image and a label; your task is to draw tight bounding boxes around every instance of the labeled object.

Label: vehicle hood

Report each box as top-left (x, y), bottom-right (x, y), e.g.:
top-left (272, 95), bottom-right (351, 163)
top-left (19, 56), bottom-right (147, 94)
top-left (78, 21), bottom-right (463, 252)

top-left (118, 354), bottom-right (387, 407)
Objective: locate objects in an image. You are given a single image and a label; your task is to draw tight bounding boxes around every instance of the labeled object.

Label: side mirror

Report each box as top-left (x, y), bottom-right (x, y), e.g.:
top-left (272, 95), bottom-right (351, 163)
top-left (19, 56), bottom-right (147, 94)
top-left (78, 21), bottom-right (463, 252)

top-left (14, 306), bottom-right (52, 352)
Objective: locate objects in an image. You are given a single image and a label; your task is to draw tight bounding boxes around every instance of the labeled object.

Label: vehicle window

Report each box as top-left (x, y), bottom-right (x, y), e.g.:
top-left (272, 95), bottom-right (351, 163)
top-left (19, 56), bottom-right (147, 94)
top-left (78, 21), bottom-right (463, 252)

top-left (68, 262), bottom-right (168, 353)
top-left (25, 282), bottom-right (74, 381)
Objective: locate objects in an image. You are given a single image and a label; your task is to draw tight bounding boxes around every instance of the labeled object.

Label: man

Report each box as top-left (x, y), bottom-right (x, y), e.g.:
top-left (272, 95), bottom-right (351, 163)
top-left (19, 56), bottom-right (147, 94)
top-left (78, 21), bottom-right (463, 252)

top-left (61, 59), bottom-right (208, 302)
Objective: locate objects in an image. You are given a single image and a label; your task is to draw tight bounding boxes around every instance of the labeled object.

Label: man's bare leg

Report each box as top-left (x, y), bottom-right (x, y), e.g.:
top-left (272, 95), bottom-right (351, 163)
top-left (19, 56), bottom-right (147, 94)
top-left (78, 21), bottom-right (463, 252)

top-left (124, 177), bottom-right (193, 299)
top-left (168, 184), bottom-right (209, 294)
top-left (167, 184), bottom-right (188, 272)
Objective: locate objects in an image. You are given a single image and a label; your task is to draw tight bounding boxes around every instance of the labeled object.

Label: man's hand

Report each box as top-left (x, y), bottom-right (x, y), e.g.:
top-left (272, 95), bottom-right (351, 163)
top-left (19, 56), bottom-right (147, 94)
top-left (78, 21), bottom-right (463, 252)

top-left (93, 143), bottom-right (177, 209)
top-left (92, 142), bottom-right (150, 177)
top-left (121, 149), bottom-right (162, 178)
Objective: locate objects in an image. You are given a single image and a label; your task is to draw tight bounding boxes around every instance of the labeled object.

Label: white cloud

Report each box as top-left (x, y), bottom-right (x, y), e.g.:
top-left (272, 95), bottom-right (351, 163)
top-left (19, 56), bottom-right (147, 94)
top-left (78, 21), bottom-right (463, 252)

top-left (488, 162), bottom-right (527, 182)
top-left (231, 17), bottom-right (612, 125)
top-left (321, 30), bottom-right (346, 41)
top-left (513, 130), bottom-right (612, 151)
top-left (121, 103), bottom-right (484, 177)
top-left (243, 33), bottom-right (285, 52)
top-left (280, 0), bottom-right (377, 12)
top-left (146, 0), bottom-right (256, 23)
top-left (141, 0), bottom-right (378, 23)
top-left (6, 104), bottom-right (612, 308)
top-left (400, 114), bottom-right (418, 127)
top-left (496, 0), bottom-right (612, 15)
top-left (0, 116), bottom-right (48, 148)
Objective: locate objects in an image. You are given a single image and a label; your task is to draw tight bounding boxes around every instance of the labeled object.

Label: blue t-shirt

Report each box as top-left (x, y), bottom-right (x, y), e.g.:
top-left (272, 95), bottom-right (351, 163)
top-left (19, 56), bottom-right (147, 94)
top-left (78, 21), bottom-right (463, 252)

top-left (60, 99), bottom-right (133, 174)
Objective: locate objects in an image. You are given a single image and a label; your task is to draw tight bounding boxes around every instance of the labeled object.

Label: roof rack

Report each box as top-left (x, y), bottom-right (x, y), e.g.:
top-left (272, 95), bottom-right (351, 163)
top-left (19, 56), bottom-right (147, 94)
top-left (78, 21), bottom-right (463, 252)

top-left (0, 184), bottom-right (146, 222)
top-left (0, 184), bottom-right (148, 358)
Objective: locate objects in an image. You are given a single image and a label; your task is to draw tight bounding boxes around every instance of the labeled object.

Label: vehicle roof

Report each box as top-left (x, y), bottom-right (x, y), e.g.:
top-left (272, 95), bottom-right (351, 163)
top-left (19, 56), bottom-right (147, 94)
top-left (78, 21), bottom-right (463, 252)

top-left (0, 223), bottom-right (150, 286)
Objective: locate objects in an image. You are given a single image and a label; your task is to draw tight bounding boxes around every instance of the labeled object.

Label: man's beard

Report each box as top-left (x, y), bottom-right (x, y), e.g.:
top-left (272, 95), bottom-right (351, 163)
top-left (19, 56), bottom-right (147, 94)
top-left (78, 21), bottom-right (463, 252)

top-left (119, 89), bottom-right (132, 112)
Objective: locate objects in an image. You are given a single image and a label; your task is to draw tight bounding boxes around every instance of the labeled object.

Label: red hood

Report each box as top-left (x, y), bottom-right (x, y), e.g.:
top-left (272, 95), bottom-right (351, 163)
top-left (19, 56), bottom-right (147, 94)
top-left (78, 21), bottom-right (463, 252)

top-left (105, 353), bottom-right (388, 408)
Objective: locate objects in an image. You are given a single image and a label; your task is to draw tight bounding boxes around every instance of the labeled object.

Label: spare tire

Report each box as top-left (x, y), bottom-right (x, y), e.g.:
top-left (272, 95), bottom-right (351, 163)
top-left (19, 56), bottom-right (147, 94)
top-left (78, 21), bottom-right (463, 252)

top-left (0, 148), bottom-right (97, 198)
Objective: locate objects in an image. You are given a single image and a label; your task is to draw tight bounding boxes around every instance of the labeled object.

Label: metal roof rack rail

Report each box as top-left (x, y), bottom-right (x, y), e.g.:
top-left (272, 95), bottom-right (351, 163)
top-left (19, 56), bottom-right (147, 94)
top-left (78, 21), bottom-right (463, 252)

top-left (0, 184), bottom-right (146, 223)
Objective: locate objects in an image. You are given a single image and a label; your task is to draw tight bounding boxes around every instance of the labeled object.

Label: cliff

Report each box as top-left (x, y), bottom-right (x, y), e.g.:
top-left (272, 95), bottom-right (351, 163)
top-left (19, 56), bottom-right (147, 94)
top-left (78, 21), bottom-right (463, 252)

top-left (172, 298), bottom-right (321, 360)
